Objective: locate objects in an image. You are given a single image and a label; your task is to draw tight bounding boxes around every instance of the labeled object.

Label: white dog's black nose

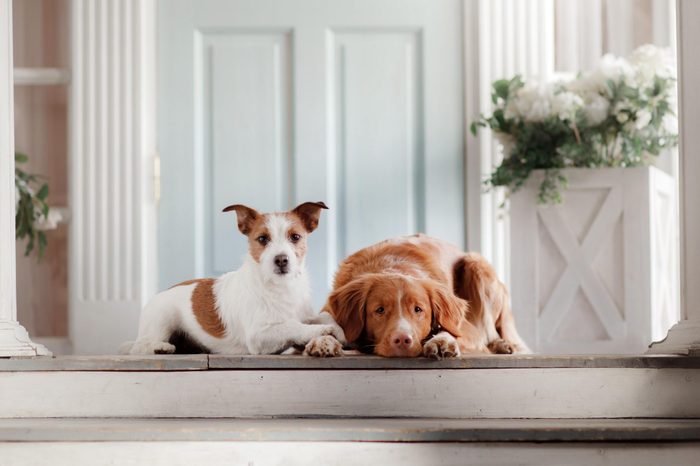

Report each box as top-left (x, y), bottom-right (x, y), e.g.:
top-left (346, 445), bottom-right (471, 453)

top-left (274, 254), bottom-right (289, 270)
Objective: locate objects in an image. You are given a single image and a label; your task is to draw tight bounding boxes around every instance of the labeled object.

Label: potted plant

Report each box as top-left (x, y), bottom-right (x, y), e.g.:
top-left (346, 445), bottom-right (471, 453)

top-left (15, 152), bottom-right (62, 258)
top-left (472, 45), bottom-right (680, 354)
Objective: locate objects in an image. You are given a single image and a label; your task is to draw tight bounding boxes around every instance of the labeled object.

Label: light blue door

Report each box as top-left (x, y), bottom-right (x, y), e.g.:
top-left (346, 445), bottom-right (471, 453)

top-left (158, 0), bottom-right (465, 307)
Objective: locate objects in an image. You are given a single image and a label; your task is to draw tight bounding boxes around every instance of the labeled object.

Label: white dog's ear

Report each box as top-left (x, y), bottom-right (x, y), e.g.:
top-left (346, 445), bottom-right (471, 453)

top-left (291, 201), bottom-right (328, 233)
top-left (222, 204), bottom-right (260, 235)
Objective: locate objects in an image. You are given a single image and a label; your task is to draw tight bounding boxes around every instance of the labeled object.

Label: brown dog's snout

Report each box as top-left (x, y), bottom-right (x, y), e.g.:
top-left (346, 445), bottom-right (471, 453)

top-left (390, 331), bottom-right (413, 350)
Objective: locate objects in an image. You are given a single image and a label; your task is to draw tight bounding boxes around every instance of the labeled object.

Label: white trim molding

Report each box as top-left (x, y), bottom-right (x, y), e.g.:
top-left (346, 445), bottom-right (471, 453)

top-left (0, 0), bottom-right (50, 357)
top-left (69, 0), bottom-right (157, 354)
top-left (647, 0), bottom-right (700, 356)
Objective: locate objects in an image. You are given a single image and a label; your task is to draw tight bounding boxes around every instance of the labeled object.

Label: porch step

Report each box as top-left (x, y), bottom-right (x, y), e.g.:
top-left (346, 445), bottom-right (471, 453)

top-left (1, 418), bottom-right (699, 466)
top-left (1, 355), bottom-right (699, 419)
top-left (1, 418), bottom-right (700, 442)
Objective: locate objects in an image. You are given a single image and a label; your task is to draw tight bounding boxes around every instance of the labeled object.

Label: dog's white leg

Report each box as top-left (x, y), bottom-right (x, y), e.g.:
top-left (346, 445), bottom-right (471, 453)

top-left (303, 311), bottom-right (346, 357)
top-left (124, 294), bottom-right (179, 355)
top-left (303, 335), bottom-right (343, 357)
top-left (246, 321), bottom-right (343, 355)
top-left (304, 311), bottom-right (347, 345)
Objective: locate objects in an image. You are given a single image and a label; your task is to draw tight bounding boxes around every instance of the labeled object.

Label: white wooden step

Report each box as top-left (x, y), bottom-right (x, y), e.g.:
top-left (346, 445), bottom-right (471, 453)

top-left (1, 355), bottom-right (699, 419)
top-left (0, 419), bottom-right (699, 466)
top-left (1, 418), bottom-right (699, 442)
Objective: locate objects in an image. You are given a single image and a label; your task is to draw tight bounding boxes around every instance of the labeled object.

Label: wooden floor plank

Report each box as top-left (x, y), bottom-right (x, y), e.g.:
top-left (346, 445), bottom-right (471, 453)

top-left (0, 355), bottom-right (208, 371)
top-left (208, 354), bottom-right (700, 370)
top-left (2, 354), bottom-right (700, 371)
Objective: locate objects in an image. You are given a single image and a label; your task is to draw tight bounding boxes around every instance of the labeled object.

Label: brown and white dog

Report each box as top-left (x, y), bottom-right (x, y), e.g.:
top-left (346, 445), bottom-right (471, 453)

top-left (308, 234), bottom-right (529, 358)
top-left (121, 202), bottom-right (345, 355)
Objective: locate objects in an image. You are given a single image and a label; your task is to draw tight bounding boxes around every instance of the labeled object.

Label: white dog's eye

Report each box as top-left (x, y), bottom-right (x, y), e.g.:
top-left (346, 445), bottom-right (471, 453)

top-left (290, 233), bottom-right (301, 242)
top-left (257, 235), bottom-right (269, 246)
top-left (414, 306), bottom-right (423, 314)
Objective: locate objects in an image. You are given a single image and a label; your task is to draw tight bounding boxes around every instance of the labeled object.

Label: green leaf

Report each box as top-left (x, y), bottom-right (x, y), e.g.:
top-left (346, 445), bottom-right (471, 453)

top-left (492, 78), bottom-right (512, 102)
top-left (14, 152), bottom-right (28, 164)
top-left (24, 235), bottom-right (34, 257)
top-left (37, 184), bottom-right (49, 200)
top-left (470, 121), bottom-right (479, 136)
top-left (37, 231), bottom-right (47, 260)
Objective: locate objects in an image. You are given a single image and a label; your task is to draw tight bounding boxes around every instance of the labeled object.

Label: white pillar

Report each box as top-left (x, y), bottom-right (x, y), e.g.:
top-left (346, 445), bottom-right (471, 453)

top-left (647, 0), bottom-right (700, 355)
top-left (464, 0), bottom-right (554, 285)
top-left (69, 0), bottom-right (157, 354)
top-left (0, 0), bottom-right (50, 357)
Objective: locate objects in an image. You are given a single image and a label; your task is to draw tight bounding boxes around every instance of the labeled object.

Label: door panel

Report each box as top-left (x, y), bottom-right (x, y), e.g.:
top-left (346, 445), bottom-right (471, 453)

top-left (197, 31), bottom-right (293, 275)
top-left (331, 31), bottom-right (424, 259)
top-left (158, 0), bottom-right (464, 307)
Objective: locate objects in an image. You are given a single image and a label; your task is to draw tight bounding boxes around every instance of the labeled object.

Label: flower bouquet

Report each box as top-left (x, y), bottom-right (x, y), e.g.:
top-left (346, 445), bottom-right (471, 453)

top-left (471, 45), bottom-right (678, 204)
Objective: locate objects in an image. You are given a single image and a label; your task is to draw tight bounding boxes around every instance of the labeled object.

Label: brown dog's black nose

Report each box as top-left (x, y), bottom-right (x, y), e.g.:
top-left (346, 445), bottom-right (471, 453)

top-left (274, 254), bottom-right (289, 268)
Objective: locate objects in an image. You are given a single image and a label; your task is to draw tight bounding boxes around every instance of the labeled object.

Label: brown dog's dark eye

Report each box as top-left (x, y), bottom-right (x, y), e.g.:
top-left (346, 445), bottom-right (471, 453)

top-left (414, 306), bottom-right (423, 313)
top-left (257, 235), bottom-right (269, 246)
top-left (290, 233), bottom-right (301, 242)
top-left (375, 307), bottom-right (385, 315)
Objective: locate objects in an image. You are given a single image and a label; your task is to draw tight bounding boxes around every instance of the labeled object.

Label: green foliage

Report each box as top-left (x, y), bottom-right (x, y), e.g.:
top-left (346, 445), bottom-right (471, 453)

top-left (471, 49), bottom-right (679, 204)
top-left (15, 152), bottom-right (50, 259)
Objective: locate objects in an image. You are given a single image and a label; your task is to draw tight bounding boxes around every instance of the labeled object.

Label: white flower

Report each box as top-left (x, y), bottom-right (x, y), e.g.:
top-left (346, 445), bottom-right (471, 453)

top-left (551, 91), bottom-right (583, 121)
top-left (493, 132), bottom-right (515, 156)
top-left (597, 54), bottom-right (634, 83)
top-left (571, 54), bottom-right (634, 98)
top-left (506, 81), bottom-right (554, 122)
top-left (662, 113), bottom-right (678, 134)
top-left (583, 93), bottom-right (610, 126)
top-left (33, 208), bottom-right (63, 231)
top-left (631, 44), bottom-right (675, 87)
top-left (616, 112), bottom-right (629, 124)
top-left (635, 109), bottom-right (652, 129)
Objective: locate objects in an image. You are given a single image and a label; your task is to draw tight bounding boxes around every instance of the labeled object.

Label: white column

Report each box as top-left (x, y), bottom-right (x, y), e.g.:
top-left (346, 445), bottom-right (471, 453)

top-left (464, 0), bottom-right (554, 285)
top-left (604, 0), bottom-right (634, 57)
top-left (554, 0), bottom-right (602, 72)
top-left (69, 0), bottom-right (157, 354)
top-left (647, 0), bottom-right (700, 355)
top-left (0, 0), bottom-right (50, 357)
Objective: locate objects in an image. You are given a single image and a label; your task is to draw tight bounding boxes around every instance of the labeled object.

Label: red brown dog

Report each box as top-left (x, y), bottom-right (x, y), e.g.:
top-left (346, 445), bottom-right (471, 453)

top-left (312, 234), bottom-right (529, 358)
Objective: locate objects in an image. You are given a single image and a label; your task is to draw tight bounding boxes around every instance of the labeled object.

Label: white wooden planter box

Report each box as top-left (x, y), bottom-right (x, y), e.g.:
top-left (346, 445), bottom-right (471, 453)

top-left (510, 167), bottom-right (680, 354)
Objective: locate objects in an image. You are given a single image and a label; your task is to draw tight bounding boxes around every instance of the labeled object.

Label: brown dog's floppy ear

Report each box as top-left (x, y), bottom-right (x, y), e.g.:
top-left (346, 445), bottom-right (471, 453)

top-left (427, 282), bottom-right (466, 338)
top-left (222, 204), bottom-right (260, 235)
top-left (324, 276), bottom-right (372, 343)
top-left (292, 201), bottom-right (328, 233)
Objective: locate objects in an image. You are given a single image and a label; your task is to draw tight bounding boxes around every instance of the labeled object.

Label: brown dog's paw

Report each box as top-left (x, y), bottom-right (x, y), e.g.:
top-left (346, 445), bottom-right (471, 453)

top-left (304, 335), bottom-right (343, 358)
top-left (488, 338), bottom-right (514, 354)
top-left (422, 333), bottom-right (461, 359)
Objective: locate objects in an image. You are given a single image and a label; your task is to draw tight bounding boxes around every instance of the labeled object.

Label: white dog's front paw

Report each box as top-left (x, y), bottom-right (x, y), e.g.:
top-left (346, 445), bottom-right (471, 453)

top-left (304, 335), bottom-right (343, 358)
top-left (129, 340), bottom-right (176, 355)
top-left (328, 323), bottom-right (347, 345)
top-left (311, 324), bottom-right (345, 343)
top-left (423, 333), bottom-right (461, 359)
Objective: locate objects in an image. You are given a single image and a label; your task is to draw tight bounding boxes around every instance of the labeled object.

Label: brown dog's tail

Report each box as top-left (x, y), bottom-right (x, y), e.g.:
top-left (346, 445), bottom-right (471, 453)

top-left (453, 253), bottom-right (531, 354)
